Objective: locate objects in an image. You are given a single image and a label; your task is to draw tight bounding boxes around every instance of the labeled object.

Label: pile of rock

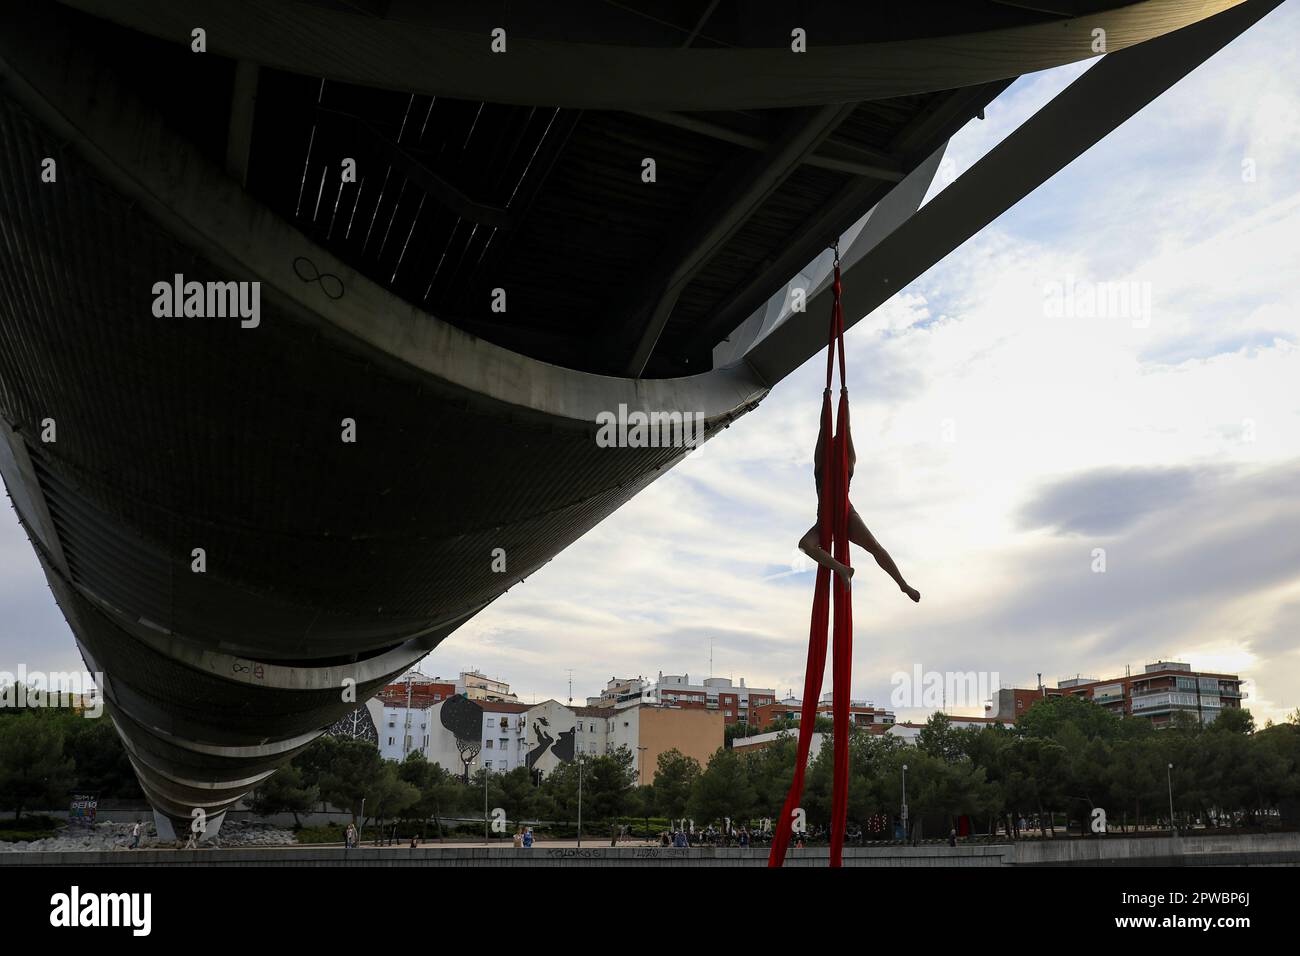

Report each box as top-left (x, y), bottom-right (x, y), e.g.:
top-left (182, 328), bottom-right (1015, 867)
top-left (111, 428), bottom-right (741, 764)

top-left (0, 819), bottom-right (297, 851)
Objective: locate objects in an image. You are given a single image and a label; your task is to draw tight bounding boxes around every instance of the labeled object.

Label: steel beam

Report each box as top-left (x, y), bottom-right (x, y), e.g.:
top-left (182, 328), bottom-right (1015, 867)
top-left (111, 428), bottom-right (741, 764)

top-left (742, 0), bottom-right (1284, 387)
top-left (54, 0), bottom-right (1245, 110)
top-left (634, 111), bottom-right (904, 181)
top-left (686, 81), bottom-right (1010, 358)
top-left (618, 102), bottom-right (858, 377)
top-left (223, 59), bottom-right (258, 187)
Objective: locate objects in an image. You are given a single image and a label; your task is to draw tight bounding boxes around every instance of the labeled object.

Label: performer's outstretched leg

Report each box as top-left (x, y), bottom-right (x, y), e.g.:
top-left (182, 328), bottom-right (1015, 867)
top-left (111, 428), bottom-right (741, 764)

top-left (848, 507), bottom-right (919, 601)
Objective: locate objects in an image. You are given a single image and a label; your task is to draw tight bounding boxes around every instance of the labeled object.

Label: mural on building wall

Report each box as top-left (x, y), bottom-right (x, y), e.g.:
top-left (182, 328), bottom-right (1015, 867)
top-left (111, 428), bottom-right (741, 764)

top-left (526, 716), bottom-right (553, 769)
top-left (526, 713), bottom-right (577, 770)
top-left (554, 726), bottom-right (576, 762)
top-left (326, 704), bottom-right (378, 744)
top-left (440, 694), bottom-right (483, 782)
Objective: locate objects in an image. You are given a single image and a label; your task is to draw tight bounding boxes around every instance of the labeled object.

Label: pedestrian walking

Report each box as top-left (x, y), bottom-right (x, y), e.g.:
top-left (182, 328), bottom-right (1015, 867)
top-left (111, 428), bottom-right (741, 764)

top-left (130, 820), bottom-right (142, 850)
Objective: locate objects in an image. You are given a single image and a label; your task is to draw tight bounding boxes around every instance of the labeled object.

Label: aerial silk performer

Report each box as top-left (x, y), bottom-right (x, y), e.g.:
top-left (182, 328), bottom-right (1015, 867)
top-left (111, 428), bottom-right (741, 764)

top-left (769, 250), bottom-right (921, 868)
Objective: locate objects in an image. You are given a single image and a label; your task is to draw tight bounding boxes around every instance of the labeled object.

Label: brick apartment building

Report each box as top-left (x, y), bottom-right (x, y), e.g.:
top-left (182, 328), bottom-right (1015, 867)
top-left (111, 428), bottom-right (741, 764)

top-left (753, 693), bottom-right (896, 731)
top-left (587, 672), bottom-right (777, 726)
top-left (987, 660), bottom-right (1245, 728)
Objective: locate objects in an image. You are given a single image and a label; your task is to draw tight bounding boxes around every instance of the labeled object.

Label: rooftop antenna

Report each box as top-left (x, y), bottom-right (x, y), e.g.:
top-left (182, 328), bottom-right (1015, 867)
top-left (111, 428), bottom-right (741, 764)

top-left (566, 668), bottom-right (574, 705)
top-left (709, 639), bottom-right (713, 679)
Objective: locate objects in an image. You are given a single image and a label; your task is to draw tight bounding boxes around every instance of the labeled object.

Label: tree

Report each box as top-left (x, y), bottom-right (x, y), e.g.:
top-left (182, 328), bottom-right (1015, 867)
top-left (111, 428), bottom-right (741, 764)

top-left (1005, 736), bottom-right (1068, 837)
top-left (652, 749), bottom-right (701, 820)
top-left (294, 733), bottom-right (340, 811)
top-left (917, 713), bottom-right (965, 763)
top-left (1107, 737), bottom-right (1160, 832)
top-left (1017, 693), bottom-right (1123, 742)
top-left (495, 765), bottom-right (539, 826)
top-left (0, 713), bottom-right (75, 819)
top-left (742, 733), bottom-right (798, 824)
top-left (316, 737), bottom-right (393, 824)
top-left (541, 759), bottom-right (580, 821)
top-left (689, 747), bottom-right (756, 826)
top-left (1209, 708), bottom-right (1255, 735)
top-left (368, 762), bottom-right (420, 832)
top-left (246, 763), bottom-right (319, 827)
top-left (60, 716), bottom-right (142, 799)
top-left (406, 760), bottom-right (466, 839)
top-left (1064, 736), bottom-right (1114, 834)
top-left (584, 747), bottom-right (638, 824)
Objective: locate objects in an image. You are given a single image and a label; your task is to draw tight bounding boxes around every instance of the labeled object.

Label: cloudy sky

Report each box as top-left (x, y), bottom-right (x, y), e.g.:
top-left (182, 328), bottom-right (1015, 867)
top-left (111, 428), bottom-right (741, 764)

top-left (4, 6), bottom-right (1298, 724)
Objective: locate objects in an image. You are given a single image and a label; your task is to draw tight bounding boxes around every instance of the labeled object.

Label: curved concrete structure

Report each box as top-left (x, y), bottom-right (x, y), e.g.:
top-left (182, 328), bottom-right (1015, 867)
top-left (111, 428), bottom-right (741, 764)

top-left (0, 0), bottom-right (1275, 835)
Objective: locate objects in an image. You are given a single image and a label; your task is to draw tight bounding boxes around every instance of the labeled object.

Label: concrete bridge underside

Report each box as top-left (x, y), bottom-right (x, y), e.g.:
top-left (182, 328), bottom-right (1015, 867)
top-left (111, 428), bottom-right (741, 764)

top-left (0, 0), bottom-right (1280, 835)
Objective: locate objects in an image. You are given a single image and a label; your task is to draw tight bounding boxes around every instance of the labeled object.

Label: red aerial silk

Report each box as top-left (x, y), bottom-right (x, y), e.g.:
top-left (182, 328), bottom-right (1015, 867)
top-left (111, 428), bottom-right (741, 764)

top-left (769, 263), bottom-right (853, 868)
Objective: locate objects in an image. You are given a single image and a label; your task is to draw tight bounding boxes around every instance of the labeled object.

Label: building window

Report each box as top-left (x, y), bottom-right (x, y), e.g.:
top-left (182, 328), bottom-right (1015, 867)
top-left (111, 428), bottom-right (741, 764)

top-left (485, 739), bottom-right (494, 748)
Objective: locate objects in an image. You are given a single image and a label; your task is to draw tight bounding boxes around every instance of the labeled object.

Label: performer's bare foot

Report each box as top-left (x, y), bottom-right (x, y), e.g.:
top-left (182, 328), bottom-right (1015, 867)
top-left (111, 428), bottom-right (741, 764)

top-left (834, 561), bottom-right (855, 588)
top-left (902, 585), bottom-right (920, 603)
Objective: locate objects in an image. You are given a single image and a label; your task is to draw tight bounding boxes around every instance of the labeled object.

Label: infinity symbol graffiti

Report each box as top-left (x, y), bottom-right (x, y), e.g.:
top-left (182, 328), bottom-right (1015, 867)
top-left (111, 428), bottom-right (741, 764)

top-left (292, 256), bottom-right (345, 300)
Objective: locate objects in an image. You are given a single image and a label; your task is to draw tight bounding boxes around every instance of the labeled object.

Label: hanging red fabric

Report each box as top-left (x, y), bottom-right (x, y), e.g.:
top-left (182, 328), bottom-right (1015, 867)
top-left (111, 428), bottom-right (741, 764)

top-left (768, 261), bottom-right (853, 868)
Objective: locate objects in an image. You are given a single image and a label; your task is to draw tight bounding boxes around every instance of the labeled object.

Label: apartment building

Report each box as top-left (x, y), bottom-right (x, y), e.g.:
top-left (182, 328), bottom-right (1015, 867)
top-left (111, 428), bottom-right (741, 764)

top-left (753, 694), bottom-right (896, 731)
top-left (587, 672), bottom-right (776, 725)
top-left (986, 661), bottom-right (1246, 727)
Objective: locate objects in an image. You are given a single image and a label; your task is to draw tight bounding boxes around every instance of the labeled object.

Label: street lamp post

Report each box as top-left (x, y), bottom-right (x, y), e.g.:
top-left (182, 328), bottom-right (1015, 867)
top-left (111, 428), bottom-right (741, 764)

top-left (1167, 762), bottom-right (1176, 834)
top-left (636, 745), bottom-right (648, 842)
top-left (483, 764), bottom-right (490, 844)
top-left (576, 754), bottom-right (585, 848)
top-left (901, 763), bottom-right (909, 843)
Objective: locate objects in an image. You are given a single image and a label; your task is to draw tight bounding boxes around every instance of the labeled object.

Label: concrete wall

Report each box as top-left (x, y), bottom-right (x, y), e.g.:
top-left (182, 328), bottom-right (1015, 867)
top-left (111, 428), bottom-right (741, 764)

top-left (1015, 831), bottom-right (1300, 866)
top-left (0, 845), bottom-right (1011, 867)
top-left (6, 833), bottom-right (1299, 867)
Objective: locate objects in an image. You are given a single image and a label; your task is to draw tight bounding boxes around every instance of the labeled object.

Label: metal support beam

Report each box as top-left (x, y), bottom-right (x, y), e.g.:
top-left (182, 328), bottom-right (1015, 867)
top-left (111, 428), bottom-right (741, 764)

top-left (744, 0), bottom-right (1283, 387)
top-left (886, 80), bottom-right (1012, 158)
top-left (224, 59), bottom-right (258, 187)
top-left (54, 0), bottom-right (1243, 110)
top-left (680, 0), bottom-right (722, 48)
top-left (316, 107), bottom-right (512, 229)
top-left (617, 102), bottom-right (858, 377)
top-left (635, 111), bottom-right (904, 181)
top-left (685, 82), bottom-right (1008, 357)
